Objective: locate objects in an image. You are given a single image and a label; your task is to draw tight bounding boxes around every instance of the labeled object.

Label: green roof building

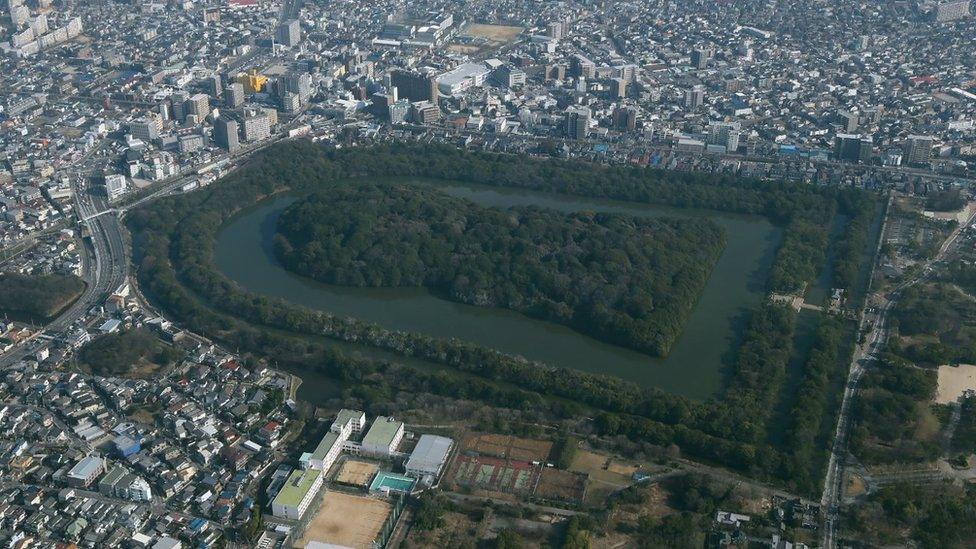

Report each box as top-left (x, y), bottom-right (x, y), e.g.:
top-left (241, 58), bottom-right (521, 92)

top-left (271, 468), bottom-right (323, 520)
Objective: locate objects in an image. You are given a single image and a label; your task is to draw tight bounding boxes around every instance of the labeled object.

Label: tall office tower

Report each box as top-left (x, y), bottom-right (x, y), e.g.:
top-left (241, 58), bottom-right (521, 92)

top-left (171, 91), bottom-right (189, 122)
top-left (283, 72), bottom-right (313, 102)
top-left (834, 134), bottom-right (873, 163)
top-left (613, 64), bottom-right (638, 82)
top-left (276, 19), bottom-right (301, 47)
top-left (214, 117), bottom-right (240, 152)
top-left (612, 105), bottom-right (637, 131)
top-left (571, 54), bottom-right (596, 78)
top-left (903, 135), bottom-right (935, 165)
top-left (390, 69), bottom-right (438, 102)
top-left (207, 74), bottom-right (222, 98)
top-left (690, 48), bottom-right (710, 69)
top-left (565, 107), bottom-right (591, 140)
top-left (282, 92), bottom-right (301, 113)
top-left (610, 78), bottom-right (627, 99)
top-left (708, 121), bottom-right (741, 153)
top-left (225, 82), bottom-right (245, 108)
top-left (934, 0), bottom-right (970, 21)
top-left (185, 93), bottom-right (210, 120)
top-left (684, 86), bottom-right (704, 109)
top-left (546, 21), bottom-right (563, 39)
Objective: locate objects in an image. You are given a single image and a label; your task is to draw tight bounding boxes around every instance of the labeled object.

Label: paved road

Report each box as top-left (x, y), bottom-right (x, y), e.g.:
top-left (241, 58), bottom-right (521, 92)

top-left (0, 174), bottom-right (126, 367)
top-left (820, 203), bottom-right (975, 548)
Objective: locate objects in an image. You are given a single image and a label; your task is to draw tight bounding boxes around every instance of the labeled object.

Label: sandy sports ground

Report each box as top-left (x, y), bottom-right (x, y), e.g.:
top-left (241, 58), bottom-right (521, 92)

top-left (936, 364), bottom-right (976, 404)
top-left (334, 459), bottom-right (378, 488)
top-left (460, 23), bottom-right (523, 42)
top-left (447, 23), bottom-right (523, 55)
top-left (295, 491), bottom-right (391, 549)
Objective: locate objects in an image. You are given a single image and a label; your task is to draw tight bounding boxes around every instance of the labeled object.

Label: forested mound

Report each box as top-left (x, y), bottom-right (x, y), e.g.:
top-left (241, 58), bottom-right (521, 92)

top-left (0, 272), bottom-right (85, 320)
top-left (274, 183), bottom-right (726, 356)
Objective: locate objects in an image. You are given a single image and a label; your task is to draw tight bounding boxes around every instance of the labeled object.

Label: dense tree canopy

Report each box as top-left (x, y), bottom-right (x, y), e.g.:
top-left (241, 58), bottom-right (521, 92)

top-left (79, 328), bottom-right (180, 377)
top-left (0, 272), bottom-right (85, 320)
top-left (275, 184), bottom-right (725, 356)
top-left (125, 140), bottom-right (878, 491)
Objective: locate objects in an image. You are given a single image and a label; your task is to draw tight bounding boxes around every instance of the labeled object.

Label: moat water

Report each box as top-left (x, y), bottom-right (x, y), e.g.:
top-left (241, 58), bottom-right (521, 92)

top-left (214, 179), bottom-right (782, 400)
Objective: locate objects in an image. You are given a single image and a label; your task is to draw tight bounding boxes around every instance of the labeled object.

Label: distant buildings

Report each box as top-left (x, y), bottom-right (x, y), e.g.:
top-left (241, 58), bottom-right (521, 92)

top-left (934, 0), bottom-right (970, 22)
top-left (437, 62), bottom-right (491, 95)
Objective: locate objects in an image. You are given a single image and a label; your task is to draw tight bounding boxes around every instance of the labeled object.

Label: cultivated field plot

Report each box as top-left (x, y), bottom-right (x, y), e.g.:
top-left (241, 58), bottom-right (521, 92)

top-left (461, 433), bottom-right (553, 462)
top-left (534, 468), bottom-right (587, 506)
top-left (295, 491), bottom-right (391, 549)
top-left (448, 454), bottom-right (539, 496)
top-left (447, 23), bottom-right (523, 56)
top-left (334, 459), bottom-right (378, 488)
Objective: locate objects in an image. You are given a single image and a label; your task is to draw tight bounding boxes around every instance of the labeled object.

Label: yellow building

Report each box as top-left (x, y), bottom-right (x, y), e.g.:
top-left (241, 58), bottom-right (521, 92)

top-left (237, 69), bottom-right (268, 93)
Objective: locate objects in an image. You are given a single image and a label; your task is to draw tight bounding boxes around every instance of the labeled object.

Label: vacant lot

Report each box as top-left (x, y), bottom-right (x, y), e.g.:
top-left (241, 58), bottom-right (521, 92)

top-left (296, 491), bottom-right (391, 549)
top-left (462, 433), bottom-right (552, 462)
top-left (535, 468), bottom-right (587, 506)
top-left (335, 459), bottom-right (378, 488)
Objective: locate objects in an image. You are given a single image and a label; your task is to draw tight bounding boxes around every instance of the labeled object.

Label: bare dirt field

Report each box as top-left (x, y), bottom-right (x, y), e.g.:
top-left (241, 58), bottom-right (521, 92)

top-left (535, 468), bottom-right (587, 506)
top-left (335, 459), bottom-right (379, 488)
top-left (462, 433), bottom-right (553, 462)
top-left (937, 364), bottom-right (976, 404)
top-left (447, 23), bottom-right (523, 56)
top-left (296, 491), bottom-right (391, 549)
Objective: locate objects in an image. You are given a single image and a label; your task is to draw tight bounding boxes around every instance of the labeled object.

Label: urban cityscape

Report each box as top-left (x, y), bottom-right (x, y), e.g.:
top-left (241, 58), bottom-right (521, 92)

top-left (1, 0), bottom-right (975, 547)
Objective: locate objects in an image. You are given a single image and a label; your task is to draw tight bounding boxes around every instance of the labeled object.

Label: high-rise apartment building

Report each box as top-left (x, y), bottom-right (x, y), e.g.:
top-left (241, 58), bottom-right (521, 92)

top-left (214, 117), bottom-right (240, 151)
top-left (276, 19), bottom-right (301, 47)
top-left (225, 82), bottom-right (245, 108)
top-left (390, 69), bottom-right (438, 102)
top-left (565, 107), bottom-right (591, 140)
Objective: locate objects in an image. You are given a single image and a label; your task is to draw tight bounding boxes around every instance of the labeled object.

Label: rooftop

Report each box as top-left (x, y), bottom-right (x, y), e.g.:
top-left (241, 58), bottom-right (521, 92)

top-left (67, 456), bottom-right (103, 480)
top-left (362, 416), bottom-right (403, 448)
top-left (273, 468), bottom-right (321, 508)
top-left (405, 434), bottom-right (453, 473)
top-left (310, 431), bottom-right (341, 461)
